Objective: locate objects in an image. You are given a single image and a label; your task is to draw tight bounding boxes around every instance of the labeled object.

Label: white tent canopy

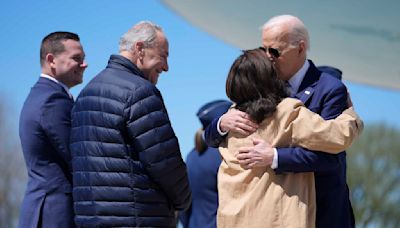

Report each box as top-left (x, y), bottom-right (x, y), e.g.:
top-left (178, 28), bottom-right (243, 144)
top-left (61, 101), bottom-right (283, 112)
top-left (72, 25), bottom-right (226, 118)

top-left (161, 0), bottom-right (400, 90)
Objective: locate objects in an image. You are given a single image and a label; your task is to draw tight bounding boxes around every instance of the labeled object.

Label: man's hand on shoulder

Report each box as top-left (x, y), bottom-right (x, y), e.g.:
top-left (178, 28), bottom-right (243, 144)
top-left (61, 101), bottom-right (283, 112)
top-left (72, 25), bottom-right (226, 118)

top-left (235, 138), bottom-right (274, 169)
top-left (220, 109), bottom-right (258, 136)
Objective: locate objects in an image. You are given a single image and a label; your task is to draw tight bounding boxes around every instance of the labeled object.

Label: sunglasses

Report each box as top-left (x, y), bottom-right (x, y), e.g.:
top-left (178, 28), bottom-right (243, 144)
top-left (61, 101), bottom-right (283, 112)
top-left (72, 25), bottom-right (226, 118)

top-left (259, 46), bottom-right (281, 58)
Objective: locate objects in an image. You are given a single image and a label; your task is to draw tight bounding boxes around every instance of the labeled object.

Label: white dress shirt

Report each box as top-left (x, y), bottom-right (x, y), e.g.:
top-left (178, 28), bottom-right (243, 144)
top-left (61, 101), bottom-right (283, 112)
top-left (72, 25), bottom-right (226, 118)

top-left (286, 60), bottom-right (309, 96)
top-left (271, 60), bottom-right (310, 169)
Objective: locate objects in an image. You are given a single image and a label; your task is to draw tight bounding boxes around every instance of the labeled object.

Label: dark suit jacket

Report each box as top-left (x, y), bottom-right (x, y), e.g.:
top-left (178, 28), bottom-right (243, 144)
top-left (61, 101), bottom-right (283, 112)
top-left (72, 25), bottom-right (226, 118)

top-left (18, 77), bottom-right (75, 228)
top-left (204, 60), bottom-right (354, 228)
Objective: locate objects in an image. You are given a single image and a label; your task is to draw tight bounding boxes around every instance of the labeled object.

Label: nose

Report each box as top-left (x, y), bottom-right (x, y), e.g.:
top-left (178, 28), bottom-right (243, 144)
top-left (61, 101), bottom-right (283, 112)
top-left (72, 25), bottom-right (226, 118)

top-left (265, 51), bottom-right (274, 61)
top-left (81, 61), bottom-right (88, 69)
top-left (163, 59), bottom-right (169, 72)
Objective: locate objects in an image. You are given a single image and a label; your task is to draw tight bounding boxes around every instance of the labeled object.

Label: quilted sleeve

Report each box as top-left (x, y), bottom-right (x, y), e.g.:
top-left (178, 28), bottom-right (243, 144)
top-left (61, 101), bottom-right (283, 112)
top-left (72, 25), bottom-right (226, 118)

top-left (124, 85), bottom-right (191, 210)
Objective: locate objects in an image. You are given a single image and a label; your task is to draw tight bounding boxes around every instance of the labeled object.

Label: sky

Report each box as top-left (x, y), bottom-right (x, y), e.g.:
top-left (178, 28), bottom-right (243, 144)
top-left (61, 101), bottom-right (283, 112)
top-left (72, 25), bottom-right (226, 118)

top-left (1, 0), bottom-right (400, 158)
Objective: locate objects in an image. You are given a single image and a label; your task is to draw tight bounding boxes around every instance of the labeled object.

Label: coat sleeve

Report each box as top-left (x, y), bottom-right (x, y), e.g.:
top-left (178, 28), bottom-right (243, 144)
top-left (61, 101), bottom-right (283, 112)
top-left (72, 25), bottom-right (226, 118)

top-left (204, 117), bottom-right (226, 147)
top-left (276, 82), bottom-right (350, 173)
top-left (125, 85), bottom-right (191, 210)
top-left (41, 92), bottom-right (73, 168)
top-left (284, 102), bottom-right (363, 154)
top-left (178, 205), bottom-right (192, 228)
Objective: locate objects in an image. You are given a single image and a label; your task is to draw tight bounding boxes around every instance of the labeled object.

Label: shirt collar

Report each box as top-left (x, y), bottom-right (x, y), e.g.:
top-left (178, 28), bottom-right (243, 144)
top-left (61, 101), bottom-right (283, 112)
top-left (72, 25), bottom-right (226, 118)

top-left (287, 60), bottom-right (309, 95)
top-left (40, 73), bottom-right (73, 99)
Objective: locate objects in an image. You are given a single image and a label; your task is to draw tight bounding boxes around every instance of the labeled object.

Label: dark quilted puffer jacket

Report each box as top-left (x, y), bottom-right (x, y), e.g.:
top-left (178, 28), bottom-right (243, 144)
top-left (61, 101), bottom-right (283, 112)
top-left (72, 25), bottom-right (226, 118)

top-left (70, 55), bottom-right (191, 227)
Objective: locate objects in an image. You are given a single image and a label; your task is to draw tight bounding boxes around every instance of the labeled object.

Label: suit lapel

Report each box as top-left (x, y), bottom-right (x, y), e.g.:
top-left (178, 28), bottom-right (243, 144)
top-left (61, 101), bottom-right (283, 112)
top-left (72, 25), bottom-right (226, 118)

top-left (295, 86), bottom-right (315, 104)
top-left (294, 60), bottom-right (321, 104)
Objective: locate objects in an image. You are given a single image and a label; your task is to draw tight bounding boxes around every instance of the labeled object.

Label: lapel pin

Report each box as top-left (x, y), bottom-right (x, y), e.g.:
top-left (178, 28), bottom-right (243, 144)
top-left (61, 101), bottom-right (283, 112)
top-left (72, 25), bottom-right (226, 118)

top-left (304, 90), bottom-right (310, 95)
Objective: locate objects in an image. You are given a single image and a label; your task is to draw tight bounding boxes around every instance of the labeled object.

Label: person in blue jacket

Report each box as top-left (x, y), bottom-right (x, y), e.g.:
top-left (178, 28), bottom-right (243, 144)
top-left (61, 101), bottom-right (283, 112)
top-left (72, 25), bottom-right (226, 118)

top-left (180, 100), bottom-right (232, 228)
top-left (205, 15), bottom-right (355, 228)
top-left (70, 21), bottom-right (191, 227)
top-left (19, 31), bottom-right (87, 228)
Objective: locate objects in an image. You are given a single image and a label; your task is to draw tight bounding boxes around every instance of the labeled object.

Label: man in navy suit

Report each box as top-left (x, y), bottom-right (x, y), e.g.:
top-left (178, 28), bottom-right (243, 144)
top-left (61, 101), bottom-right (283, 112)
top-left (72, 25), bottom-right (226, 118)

top-left (18, 32), bottom-right (87, 228)
top-left (205, 15), bottom-right (355, 228)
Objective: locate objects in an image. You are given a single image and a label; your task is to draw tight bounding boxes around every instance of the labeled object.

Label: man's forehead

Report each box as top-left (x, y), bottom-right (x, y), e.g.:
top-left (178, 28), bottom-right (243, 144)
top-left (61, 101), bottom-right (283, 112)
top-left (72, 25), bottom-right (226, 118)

top-left (263, 29), bottom-right (289, 46)
top-left (62, 39), bottom-right (81, 45)
top-left (156, 36), bottom-right (169, 55)
top-left (61, 40), bottom-right (84, 56)
top-left (62, 39), bottom-right (82, 49)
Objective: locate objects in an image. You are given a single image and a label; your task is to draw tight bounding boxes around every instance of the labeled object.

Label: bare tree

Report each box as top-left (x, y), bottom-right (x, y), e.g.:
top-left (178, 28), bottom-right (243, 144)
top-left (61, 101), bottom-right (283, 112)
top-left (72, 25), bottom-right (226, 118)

top-left (347, 123), bottom-right (400, 228)
top-left (0, 99), bottom-right (27, 228)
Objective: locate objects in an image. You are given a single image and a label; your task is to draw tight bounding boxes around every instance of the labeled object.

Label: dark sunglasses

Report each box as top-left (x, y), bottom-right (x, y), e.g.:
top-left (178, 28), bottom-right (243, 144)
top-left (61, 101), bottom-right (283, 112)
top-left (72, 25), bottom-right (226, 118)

top-left (259, 46), bottom-right (280, 58)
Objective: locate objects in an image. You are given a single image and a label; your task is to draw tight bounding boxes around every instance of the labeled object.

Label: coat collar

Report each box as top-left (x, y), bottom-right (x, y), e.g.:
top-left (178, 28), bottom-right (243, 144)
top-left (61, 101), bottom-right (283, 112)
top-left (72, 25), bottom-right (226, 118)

top-left (107, 54), bottom-right (146, 80)
top-left (293, 60), bottom-right (321, 104)
top-left (40, 74), bottom-right (73, 99)
top-left (38, 76), bottom-right (72, 99)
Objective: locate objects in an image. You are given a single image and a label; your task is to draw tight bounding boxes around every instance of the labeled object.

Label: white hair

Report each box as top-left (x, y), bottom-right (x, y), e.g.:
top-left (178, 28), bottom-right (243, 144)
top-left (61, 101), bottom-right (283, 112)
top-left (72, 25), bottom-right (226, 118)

top-left (119, 21), bottom-right (163, 52)
top-left (262, 15), bottom-right (310, 50)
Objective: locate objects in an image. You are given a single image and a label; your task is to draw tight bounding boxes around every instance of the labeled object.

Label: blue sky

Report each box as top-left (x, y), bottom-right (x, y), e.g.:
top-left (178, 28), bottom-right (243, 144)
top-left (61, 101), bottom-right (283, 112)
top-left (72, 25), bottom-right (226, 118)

top-left (1, 0), bottom-right (399, 157)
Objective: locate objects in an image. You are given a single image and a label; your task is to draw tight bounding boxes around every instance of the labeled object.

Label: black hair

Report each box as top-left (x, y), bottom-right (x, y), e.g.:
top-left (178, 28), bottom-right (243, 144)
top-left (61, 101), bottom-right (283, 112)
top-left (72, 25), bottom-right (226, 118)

top-left (40, 31), bottom-right (80, 66)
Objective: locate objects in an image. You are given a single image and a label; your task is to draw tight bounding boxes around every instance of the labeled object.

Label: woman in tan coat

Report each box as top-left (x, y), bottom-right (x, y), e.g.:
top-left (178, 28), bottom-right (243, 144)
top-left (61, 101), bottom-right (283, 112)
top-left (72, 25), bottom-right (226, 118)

top-left (217, 48), bottom-right (363, 228)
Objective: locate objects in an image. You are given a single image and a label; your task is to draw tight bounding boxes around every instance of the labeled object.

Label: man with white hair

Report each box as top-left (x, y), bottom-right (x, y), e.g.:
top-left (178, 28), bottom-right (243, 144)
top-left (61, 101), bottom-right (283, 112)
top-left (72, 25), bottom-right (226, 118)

top-left (70, 21), bottom-right (191, 227)
top-left (205, 15), bottom-right (355, 228)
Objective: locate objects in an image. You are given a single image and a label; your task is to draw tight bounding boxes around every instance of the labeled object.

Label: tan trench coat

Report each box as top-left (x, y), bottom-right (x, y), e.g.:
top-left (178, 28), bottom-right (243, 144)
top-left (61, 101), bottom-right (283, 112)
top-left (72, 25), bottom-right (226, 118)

top-left (217, 98), bottom-right (363, 228)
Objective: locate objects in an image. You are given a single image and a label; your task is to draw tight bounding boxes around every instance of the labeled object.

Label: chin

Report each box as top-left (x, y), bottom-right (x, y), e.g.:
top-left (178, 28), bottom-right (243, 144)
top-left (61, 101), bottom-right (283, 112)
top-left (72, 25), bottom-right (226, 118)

top-left (73, 79), bottom-right (83, 87)
top-left (151, 76), bottom-right (159, 84)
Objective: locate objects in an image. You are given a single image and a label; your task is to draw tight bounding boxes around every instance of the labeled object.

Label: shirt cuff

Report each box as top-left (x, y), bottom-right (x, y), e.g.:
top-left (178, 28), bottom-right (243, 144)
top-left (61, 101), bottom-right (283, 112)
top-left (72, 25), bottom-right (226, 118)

top-left (271, 148), bottom-right (278, 169)
top-left (217, 116), bottom-right (229, 136)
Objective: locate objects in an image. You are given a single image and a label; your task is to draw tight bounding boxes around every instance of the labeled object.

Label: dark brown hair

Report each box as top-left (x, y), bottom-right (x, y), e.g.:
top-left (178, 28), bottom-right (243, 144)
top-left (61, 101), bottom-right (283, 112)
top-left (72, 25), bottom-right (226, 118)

top-left (40, 31), bottom-right (80, 66)
top-left (195, 128), bottom-right (207, 153)
top-left (226, 48), bottom-right (288, 123)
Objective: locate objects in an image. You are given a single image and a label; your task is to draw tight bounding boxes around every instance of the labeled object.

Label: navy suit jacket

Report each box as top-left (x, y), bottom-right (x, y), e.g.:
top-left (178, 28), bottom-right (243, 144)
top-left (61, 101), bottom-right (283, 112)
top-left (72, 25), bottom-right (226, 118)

top-left (205, 60), bottom-right (354, 228)
top-left (19, 77), bottom-right (75, 228)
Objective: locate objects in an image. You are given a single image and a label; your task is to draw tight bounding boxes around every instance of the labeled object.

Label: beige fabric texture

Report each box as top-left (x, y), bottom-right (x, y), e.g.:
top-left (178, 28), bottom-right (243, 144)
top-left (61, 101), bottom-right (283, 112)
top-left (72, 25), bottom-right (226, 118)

top-left (217, 98), bottom-right (362, 228)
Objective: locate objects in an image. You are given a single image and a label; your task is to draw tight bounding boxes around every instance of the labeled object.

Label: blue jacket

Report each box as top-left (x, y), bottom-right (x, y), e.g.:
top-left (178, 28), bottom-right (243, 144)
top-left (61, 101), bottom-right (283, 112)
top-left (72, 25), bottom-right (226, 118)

top-left (180, 147), bottom-right (221, 228)
top-left (19, 77), bottom-right (75, 228)
top-left (205, 60), bottom-right (354, 228)
top-left (70, 55), bottom-right (191, 227)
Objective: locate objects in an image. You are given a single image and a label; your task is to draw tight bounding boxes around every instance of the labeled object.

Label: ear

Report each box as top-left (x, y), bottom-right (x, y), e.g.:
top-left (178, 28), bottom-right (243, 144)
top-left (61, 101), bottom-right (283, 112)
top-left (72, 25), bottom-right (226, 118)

top-left (134, 41), bottom-right (145, 58)
top-left (46, 53), bottom-right (56, 68)
top-left (298, 40), bottom-right (306, 55)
